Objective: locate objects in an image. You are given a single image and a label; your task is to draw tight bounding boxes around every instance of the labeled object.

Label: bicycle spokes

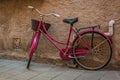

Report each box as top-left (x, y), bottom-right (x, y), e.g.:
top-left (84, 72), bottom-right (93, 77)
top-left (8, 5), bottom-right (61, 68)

top-left (73, 31), bottom-right (112, 70)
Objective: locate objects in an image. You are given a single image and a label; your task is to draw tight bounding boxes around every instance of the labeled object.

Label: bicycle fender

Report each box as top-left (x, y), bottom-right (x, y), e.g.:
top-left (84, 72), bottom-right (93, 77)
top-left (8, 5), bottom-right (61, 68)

top-left (72, 30), bottom-right (112, 48)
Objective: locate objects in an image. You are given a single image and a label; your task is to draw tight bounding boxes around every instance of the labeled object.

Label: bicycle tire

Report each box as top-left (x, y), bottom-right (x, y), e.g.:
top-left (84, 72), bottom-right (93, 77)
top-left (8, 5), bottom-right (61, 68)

top-left (73, 30), bottom-right (112, 70)
top-left (27, 57), bottom-right (32, 69)
top-left (26, 32), bottom-right (40, 69)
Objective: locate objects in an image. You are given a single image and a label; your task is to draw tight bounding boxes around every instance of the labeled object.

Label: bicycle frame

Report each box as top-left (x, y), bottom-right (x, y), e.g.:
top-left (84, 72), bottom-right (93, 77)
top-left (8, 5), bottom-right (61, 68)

top-left (32, 20), bottom-right (90, 60)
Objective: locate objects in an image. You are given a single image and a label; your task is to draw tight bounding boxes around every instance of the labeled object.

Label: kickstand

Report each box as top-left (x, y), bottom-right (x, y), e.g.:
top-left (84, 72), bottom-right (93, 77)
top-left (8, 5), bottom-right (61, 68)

top-left (66, 59), bottom-right (78, 68)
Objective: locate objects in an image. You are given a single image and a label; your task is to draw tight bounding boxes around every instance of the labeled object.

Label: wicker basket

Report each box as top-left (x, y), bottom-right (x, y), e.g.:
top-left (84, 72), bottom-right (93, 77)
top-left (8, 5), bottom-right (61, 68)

top-left (31, 19), bottom-right (51, 32)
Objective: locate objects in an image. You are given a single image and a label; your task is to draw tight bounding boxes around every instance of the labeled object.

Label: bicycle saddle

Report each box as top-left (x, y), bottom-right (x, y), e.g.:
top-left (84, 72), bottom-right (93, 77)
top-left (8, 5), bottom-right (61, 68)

top-left (63, 17), bottom-right (78, 25)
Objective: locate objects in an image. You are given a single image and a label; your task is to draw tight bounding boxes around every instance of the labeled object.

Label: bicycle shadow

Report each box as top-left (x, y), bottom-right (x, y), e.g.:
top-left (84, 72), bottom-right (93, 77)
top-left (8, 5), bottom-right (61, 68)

top-left (102, 62), bottom-right (120, 71)
top-left (75, 62), bottom-right (120, 71)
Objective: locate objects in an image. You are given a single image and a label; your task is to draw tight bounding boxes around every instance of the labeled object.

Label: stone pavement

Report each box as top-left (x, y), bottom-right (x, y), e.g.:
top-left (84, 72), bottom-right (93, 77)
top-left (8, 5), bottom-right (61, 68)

top-left (0, 59), bottom-right (120, 80)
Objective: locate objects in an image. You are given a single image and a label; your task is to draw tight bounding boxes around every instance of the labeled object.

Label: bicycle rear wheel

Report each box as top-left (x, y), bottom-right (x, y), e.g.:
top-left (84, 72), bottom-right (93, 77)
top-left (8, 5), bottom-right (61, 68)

top-left (26, 32), bottom-right (40, 69)
top-left (73, 31), bottom-right (112, 70)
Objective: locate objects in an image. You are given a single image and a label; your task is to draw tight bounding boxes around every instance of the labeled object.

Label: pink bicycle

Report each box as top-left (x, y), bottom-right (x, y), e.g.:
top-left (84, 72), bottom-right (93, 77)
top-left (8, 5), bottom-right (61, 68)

top-left (26, 6), bottom-right (112, 70)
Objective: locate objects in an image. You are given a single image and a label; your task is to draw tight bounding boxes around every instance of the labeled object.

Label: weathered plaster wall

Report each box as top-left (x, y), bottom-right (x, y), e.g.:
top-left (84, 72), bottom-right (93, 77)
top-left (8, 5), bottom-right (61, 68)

top-left (0, 0), bottom-right (120, 60)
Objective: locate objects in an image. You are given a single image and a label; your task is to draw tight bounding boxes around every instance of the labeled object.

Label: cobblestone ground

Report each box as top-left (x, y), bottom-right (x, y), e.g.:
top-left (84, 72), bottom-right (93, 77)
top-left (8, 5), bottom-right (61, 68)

top-left (0, 59), bottom-right (120, 80)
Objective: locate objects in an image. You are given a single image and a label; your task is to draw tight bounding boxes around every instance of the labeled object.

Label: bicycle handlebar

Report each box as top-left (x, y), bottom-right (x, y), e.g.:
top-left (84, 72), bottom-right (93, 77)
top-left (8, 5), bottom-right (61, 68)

top-left (28, 6), bottom-right (60, 17)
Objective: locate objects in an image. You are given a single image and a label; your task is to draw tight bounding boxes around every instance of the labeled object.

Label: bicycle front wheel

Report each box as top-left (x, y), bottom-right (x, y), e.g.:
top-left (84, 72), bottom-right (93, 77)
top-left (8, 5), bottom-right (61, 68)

top-left (26, 32), bottom-right (40, 69)
top-left (73, 30), bottom-right (112, 70)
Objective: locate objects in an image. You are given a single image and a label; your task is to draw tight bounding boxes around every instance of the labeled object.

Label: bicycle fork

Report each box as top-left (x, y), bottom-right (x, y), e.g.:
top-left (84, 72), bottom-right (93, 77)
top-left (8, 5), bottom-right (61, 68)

top-left (29, 32), bottom-right (41, 58)
top-left (27, 31), bottom-right (41, 69)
